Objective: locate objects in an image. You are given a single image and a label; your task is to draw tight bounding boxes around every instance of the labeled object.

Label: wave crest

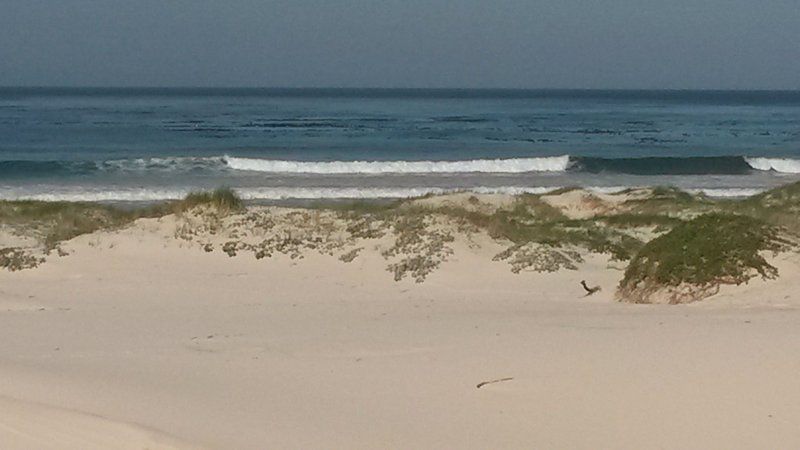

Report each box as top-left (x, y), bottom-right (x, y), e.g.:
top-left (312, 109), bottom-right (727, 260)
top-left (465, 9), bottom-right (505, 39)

top-left (745, 157), bottom-right (800, 174)
top-left (5, 155), bottom-right (800, 177)
top-left (223, 156), bottom-right (571, 174)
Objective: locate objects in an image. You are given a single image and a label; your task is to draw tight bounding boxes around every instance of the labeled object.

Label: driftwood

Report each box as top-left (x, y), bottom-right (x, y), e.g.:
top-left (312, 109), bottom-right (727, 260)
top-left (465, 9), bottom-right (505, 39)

top-left (580, 280), bottom-right (602, 296)
top-left (476, 377), bottom-right (514, 389)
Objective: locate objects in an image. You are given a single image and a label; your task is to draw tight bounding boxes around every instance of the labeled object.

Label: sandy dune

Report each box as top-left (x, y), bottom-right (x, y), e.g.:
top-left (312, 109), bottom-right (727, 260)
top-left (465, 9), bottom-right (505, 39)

top-left (1, 215), bottom-right (800, 449)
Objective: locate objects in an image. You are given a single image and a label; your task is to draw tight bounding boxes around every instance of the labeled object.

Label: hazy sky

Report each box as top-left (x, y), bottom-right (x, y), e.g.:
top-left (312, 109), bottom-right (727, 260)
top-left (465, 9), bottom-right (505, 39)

top-left (2, 0), bottom-right (799, 89)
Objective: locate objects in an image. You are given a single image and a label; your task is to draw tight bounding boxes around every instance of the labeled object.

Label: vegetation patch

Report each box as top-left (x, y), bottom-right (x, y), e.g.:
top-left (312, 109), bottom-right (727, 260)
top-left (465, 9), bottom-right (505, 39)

top-left (618, 213), bottom-right (792, 304)
top-left (382, 215), bottom-right (455, 282)
top-left (339, 247), bottom-right (363, 263)
top-left (353, 195), bottom-right (652, 273)
top-left (0, 200), bottom-right (159, 251)
top-left (621, 186), bottom-right (713, 217)
top-left (175, 187), bottom-right (244, 215)
top-left (493, 243), bottom-right (583, 273)
top-left (0, 189), bottom-right (245, 271)
top-left (0, 247), bottom-right (43, 271)
top-left (724, 181), bottom-right (800, 234)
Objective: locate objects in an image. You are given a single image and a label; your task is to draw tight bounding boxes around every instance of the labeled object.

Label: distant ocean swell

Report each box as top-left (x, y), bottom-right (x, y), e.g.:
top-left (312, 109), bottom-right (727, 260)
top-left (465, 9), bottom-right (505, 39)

top-left (0, 186), bottom-right (768, 202)
top-left (3, 155), bottom-right (800, 177)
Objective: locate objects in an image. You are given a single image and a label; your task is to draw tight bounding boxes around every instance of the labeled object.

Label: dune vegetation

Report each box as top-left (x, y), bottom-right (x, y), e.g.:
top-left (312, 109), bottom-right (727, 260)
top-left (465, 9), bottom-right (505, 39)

top-left (2, 183), bottom-right (799, 302)
top-left (618, 214), bottom-right (792, 304)
top-left (307, 182), bottom-right (800, 301)
top-left (175, 187), bottom-right (244, 214)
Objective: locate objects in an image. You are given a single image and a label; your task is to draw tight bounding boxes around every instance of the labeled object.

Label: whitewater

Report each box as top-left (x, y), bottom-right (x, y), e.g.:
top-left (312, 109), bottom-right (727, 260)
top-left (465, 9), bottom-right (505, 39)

top-left (744, 157), bottom-right (800, 174)
top-left (223, 155), bottom-right (571, 174)
top-left (0, 185), bottom-right (772, 202)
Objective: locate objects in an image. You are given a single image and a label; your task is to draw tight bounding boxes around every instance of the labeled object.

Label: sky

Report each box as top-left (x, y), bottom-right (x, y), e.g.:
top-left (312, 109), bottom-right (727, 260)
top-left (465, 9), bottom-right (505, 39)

top-left (1, 0), bottom-right (799, 89)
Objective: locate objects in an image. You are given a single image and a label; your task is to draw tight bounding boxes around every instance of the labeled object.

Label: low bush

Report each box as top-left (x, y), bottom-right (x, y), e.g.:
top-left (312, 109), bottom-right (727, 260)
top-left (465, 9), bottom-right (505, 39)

top-left (619, 213), bottom-right (791, 303)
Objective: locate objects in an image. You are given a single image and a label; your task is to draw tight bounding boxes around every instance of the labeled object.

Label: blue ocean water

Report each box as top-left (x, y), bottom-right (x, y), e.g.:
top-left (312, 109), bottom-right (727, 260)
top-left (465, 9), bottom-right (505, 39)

top-left (1, 88), bottom-right (799, 201)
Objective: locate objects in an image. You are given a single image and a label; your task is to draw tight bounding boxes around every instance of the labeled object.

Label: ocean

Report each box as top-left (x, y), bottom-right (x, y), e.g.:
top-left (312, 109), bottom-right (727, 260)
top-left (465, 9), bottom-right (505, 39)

top-left (1, 88), bottom-right (799, 202)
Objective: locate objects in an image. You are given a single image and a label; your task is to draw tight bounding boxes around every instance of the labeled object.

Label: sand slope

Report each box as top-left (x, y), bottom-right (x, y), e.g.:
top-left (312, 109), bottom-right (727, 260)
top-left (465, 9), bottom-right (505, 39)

top-left (0, 395), bottom-right (193, 449)
top-left (1, 217), bottom-right (800, 449)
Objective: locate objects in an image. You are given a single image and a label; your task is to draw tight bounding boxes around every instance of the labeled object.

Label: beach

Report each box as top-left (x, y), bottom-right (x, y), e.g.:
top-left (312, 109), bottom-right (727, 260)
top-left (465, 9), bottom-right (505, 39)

top-left (4, 0), bottom-right (800, 445)
top-left (2, 190), bottom-right (800, 449)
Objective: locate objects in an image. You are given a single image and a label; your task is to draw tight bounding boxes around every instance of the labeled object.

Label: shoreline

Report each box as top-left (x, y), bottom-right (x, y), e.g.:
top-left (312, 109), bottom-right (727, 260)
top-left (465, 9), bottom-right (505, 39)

top-left (0, 182), bottom-right (789, 206)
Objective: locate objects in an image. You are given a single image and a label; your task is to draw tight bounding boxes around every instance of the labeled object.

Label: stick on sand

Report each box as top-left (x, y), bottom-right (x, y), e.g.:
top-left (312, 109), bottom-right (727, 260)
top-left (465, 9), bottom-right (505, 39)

top-left (476, 377), bottom-right (514, 389)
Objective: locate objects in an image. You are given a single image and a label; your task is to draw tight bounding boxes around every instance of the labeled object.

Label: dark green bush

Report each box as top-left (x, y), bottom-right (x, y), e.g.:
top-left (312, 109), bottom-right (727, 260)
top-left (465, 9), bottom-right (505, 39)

top-left (619, 213), bottom-right (791, 302)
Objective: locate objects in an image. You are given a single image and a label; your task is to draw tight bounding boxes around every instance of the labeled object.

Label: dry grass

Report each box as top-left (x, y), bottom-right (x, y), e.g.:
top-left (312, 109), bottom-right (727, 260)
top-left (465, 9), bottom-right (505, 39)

top-left (0, 247), bottom-right (43, 271)
top-left (174, 188), bottom-right (244, 214)
top-left (0, 200), bottom-right (161, 250)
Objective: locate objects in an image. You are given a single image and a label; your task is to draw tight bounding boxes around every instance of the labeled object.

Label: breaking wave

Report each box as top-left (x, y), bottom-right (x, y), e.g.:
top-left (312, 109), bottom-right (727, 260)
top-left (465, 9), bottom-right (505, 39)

top-left (223, 156), bottom-right (571, 174)
top-left (2, 155), bottom-right (800, 178)
top-left (744, 157), bottom-right (800, 174)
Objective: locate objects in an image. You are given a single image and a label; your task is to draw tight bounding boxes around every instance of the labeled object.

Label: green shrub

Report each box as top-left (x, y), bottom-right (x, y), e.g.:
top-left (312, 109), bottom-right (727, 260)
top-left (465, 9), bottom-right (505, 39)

top-left (619, 213), bottom-right (791, 303)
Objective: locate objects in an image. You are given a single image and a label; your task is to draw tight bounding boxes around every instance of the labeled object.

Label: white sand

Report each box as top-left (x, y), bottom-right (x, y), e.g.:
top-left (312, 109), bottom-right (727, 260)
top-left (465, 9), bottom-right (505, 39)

top-left (0, 395), bottom-right (192, 449)
top-left (1, 215), bottom-right (800, 449)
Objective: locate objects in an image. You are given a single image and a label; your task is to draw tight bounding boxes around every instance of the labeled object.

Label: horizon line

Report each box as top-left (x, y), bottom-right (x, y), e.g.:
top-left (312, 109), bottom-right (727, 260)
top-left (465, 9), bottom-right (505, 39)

top-left (1, 86), bottom-right (800, 92)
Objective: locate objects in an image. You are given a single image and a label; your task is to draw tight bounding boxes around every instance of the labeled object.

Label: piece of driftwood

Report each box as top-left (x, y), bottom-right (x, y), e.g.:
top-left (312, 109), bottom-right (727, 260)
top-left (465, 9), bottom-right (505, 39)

top-left (476, 377), bottom-right (514, 389)
top-left (581, 280), bottom-right (602, 296)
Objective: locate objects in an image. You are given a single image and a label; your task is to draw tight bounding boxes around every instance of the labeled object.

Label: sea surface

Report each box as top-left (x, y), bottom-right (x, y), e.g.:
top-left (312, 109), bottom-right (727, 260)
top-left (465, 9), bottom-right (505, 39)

top-left (1, 88), bottom-right (800, 202)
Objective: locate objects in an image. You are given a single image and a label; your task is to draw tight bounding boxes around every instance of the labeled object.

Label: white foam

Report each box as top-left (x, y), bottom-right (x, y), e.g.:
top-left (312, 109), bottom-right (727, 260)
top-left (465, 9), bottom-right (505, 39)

top-left (584, 186), bottom-right (631, 194)
top-left (0, 186), bottom-right (567, 202)
top-left (224, 155), bottom-right (571, 174)
top-left (689, 187), bottom-right (766, 198)
top-left (0, 185), bottom-right (768, 202)
top-left (100, 156), bottom-right (223, 172)
top-left (0, 188), bottom-right (192, 202)
top-left (745, 157), bottom-right (800, 174)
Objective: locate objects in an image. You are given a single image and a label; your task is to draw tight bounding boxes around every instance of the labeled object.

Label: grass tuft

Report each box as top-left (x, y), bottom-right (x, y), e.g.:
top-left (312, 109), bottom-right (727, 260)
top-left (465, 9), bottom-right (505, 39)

top-left (176, 188), bottom-right (244, 214)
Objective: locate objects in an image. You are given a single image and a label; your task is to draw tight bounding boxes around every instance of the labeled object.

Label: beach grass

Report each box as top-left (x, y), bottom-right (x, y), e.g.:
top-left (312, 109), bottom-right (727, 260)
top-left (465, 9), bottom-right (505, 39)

top-left (175, 187), bottom-right (244, 214)
top-left (0, 200), bottom-right (141, 250)
top-left (0, 188), bottom-right (244, 250)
